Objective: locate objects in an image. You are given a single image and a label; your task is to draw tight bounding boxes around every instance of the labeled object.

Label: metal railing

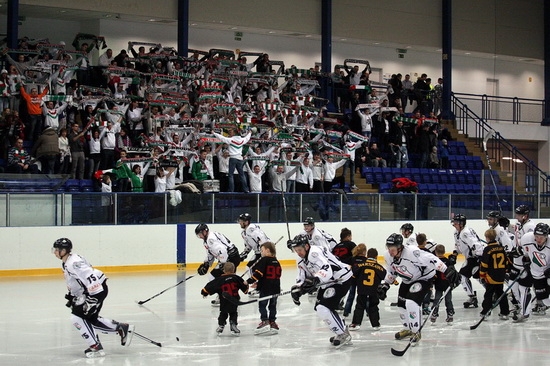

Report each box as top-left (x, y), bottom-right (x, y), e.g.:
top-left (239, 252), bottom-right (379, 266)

top-left (452, 93), bottom-right (544, 125)
top-left (1, 190), bottom-right (549, 227)
top-left (451, 93), bottom-right (550, 199)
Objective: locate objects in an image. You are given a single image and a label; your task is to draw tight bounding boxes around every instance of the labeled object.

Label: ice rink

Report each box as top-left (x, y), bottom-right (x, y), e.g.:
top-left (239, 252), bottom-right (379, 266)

top-left (2, 266), bottom-right (550, 366)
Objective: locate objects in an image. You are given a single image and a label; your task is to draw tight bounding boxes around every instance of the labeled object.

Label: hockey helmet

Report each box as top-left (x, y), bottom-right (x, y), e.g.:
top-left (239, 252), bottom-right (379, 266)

top-left (195, 223), bottom-right (209, 235)
top-left (290, 234), bottom-right (310, 248)
top-left (53, 238), bottom-right (72, 252)
top-left (451, 213), bottom-right (467, 225)
top-left (238, 213), bottom-right (252, 222)
top-left (486, 211), bottom-right (501, 219)
top-left (303, 217), bottom-right (315, 226)
top-left (400, 223), bottom-right (414, 232)
top-left (515, 205), bottom-right (530, 215)
top-left (534, 223), bottom-right (550, 236)
top-left (386, 233), bottom-right (404, 249)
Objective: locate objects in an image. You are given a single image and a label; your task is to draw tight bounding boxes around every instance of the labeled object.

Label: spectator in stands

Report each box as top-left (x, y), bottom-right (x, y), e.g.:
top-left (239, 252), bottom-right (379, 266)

top-left (295, 156), bottom-right (313, 192)
top-left (429, 146), bottom-right (440, 168)
top-left (99, 120), bottom-right (121, 170)
top-left (401, 74), bottom-right (414, 109)
top-left (368, 142), bottom-right (387, 168)
top-left (433, 78), bottom-right (443, 116)
top-left (389, 120), bottom-right (409, 168)
top-left (97, 49), bottom-right (114, 67)
top-left (31, 126), bottom-right (59, 174)
top-left (58, 127), bottom-right (71, 174)
top-left (191, 148), bottom-right (214, 181)
top-left (417, 123), bottom-right (434, 168)
top-left (213, 127), bottom-right (251, 193)
top-left (7, 138), bottom-right (39, 173)
top-left (439, 139), bottom-right (449, 169)
top-left (68, 122), bottom-right (86, 179)
top-left (20, 84), bottom-right (49, 142)
top-left (42, 100), bottom-right (68, 132)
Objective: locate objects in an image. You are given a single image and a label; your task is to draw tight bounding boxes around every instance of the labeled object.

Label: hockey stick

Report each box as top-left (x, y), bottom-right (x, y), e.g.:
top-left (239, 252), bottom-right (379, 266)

top-left (469, 268), bottom-right (526, 330)
top-left (391, 285), bottom-right (453, 357)
top-left (131, 330), bottom-right (162, 347)
top-left (136, 275), bottom-right (195, 305)
top-left (482, 129), bottom-right (503, 214)
top-left (222, 279), bottom-right (342, 306)
top-left (280, 189), bottom-right (292, 246)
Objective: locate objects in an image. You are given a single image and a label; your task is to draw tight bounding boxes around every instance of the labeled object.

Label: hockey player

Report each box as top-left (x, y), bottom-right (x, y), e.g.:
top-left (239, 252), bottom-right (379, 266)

top-left (400, 223), bottom-right (417, 246)
top-left (451, 214), bottom-right (485, 308)
top-left (238, 213), bottom-right (271, 277)
top-left (246, 242), bottom-right (282, 334)
top-left (289, 234), bottom-right (353, 348)
top-left (377, 234), bottom-right (458, 346)
top-left (486, 211), bottom-right (513, 252)
top-left (479, 229), bottom-right (510, 320)
top-left (514, 205), bottom-right (536, 241)
top-left (300, 217), bottom-right (338, 251)
top-left (196, 223), bottom-right (241, 306)
top-left (52, 238), bottom-right (134, 358)
top-left (201, 262), bottom-right (249, 335)
top-left (349, 246), bottom-right (386, 331)
top-left (521, 223), bottom-right (550, 315)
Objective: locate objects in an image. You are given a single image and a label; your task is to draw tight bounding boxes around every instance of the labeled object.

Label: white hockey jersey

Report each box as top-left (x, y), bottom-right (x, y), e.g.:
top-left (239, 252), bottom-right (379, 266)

top-left (202, 231), bottom-right (239, 265)
top-left (454, 227), bottom-right (485, 258)
top-left (383, 246), bottom-right (447, 285)
top-left (520, 232), bottom-right (550, 280)
top-left (62, 253), bottom-right (106, 297)
top-left (295, 246), bottom-right (352, 288)
top-left (404, 233), bottom-right (418, 246)
top-left (241, 223), bottom-right (270, 257)
top-left (491, 224), bottom-right (514, 253)
top-left (515, 219), bottom-right (536, 244)
top-left (301, 227), bottom-right (338, 251)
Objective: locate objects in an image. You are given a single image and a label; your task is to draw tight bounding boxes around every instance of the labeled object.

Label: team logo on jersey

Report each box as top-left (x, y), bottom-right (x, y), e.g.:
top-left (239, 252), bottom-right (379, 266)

top-left (412, 250), bottom-right (420, 258)
top-left (409, 311), bottom-right (418, 320)
top-left (73, 322), bottom-right (82, 330)
top-left (323, 287), bottom-right (336, 298)
top-left (394, 265), bottom-right (413, 281)
top-left (409, 283), bottom-right (423, 293)
top-left (532, 252), bottom-right (547, 267)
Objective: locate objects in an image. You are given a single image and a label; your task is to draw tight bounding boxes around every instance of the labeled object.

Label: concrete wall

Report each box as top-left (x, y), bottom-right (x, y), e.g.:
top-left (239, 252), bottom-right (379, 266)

top-left (2, 219), bottom-right (550, 276)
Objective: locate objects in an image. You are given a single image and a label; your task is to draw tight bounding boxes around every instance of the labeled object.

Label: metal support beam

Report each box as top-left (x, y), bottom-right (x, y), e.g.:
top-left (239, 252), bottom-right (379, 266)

top-left (177, 0), bottom-right (189, 57)
top-left (441, 0), bottom-right (454, 121)
top-left (7, 0), bottom-right (19, 49)
top-left (321, 0), bottom-right (332, 102)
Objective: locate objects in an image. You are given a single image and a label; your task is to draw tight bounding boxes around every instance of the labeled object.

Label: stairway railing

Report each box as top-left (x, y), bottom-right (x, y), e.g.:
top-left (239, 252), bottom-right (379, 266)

top-left (451, 93), bottom-right (549, 198)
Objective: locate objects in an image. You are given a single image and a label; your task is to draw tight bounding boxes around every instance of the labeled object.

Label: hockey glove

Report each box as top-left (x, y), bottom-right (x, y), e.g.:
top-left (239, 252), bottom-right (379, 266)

top-left (508, 267), bottom-right (520, 281)
top-left (448, 253), bottom-right (457, 266)
top-left (377, 282), bottom-right (390, 300)
top-left (508, 247), bottom-right (523, 259)
top-left (444, 266), bottom-right (461, 289)
top-left (522, 256), bottom-right (531, 271)
top-left (291, 285), bottom-right (302, 306)
top-left (197, 262), bottom-right (210, 276)
top-left (544, 268), bottom-right (550, 279)
top-left (239, 253), bottom-right (248, 262)
top-left (82, 296), bottom-right (99, 317)
top-left (287, 240), bottom-right (294, 251)
top-left (301, 277), bottom-right (320, 294)
top-left (64, 293), bottom-right (75, 308)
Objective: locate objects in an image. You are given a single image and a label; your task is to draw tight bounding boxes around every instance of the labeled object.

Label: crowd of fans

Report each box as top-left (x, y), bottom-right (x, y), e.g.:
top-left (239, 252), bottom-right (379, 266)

top-left (0, 34), bottom-right (452, 194)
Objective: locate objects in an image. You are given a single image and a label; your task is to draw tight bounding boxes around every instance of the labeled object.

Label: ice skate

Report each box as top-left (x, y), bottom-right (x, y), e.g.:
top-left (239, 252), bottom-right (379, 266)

top-left (230, 321), bottom-right (240, 336)
top-left (463, 291), bottom-right (478, 308)
top-left (395, 329), bottom-right (413, 340)
top-left (269, 321), bottom-right (279, 334)
top-left (348, 324), bottom-right (360, 331)
top-left (512, 314), bottom-right (529, 323)
top-left (254, 320), bottom-right (270, 335)
top-left (498, 313), bottom-right (509, 321)
top-left (410, 332), bottom-right (421, 347)
top-left (84, 343), bottom-right (105, 358)
top-left (532, 304), bottom-right (548, 316)
top-left (216, 325), bottom-right (224, 335)
top-left (446, 311), bottom-right (454, 325)
top-left (332, 331), bottom-right (352, 349)
top-left (116, 322), bottom-right (134, 347)
top-left (430, 314), bottom-right (437, 324)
